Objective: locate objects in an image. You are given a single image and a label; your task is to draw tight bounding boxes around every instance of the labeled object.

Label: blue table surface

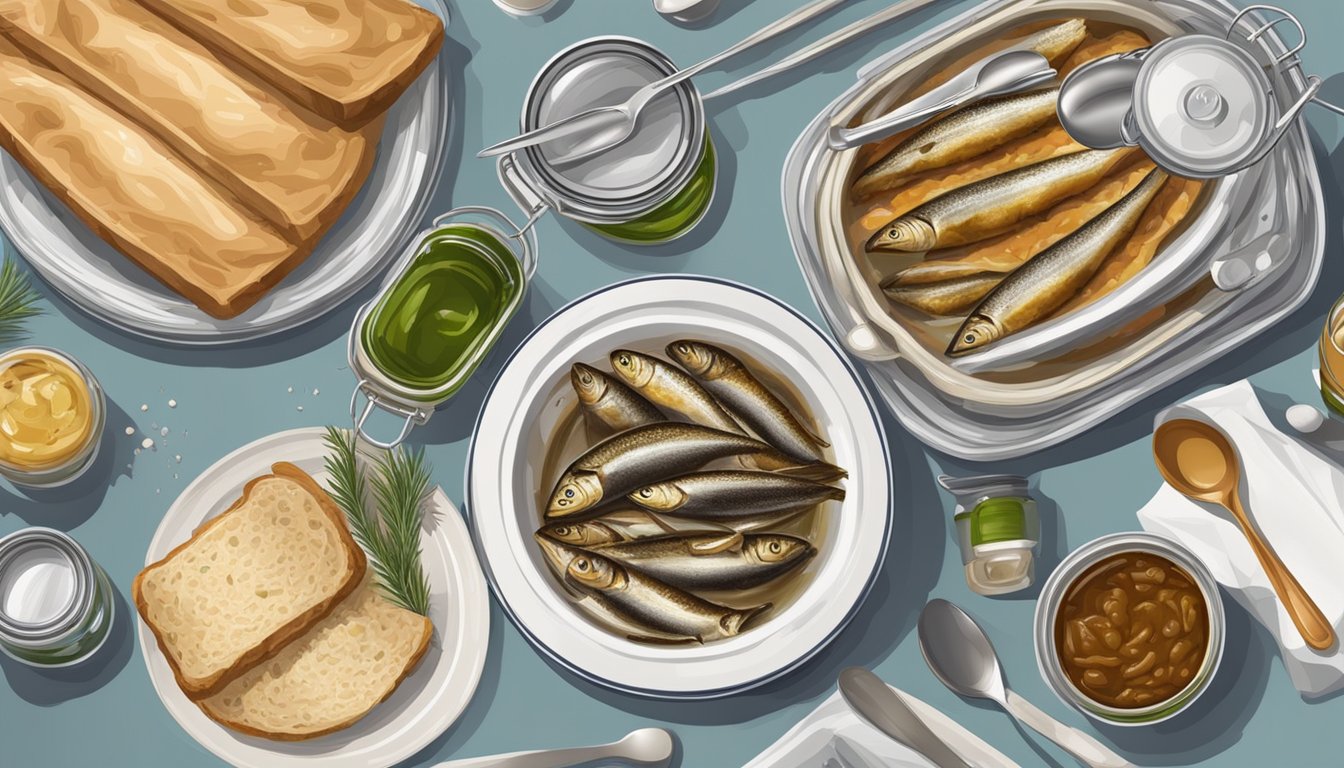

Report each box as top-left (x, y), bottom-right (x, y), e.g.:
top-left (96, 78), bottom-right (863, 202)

top-left (5, 0), bottom-right (1344, 765)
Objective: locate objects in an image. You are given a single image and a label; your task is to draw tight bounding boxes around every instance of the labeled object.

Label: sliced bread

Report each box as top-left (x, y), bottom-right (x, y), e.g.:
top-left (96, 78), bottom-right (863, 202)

top-left (0, 36), bottom-right (306, 319)
top-left (0, 0), bottom-right (380, 242)
top-left (133, 463), bottom-right (366, 700)
top-left (138, 0), bottom-right (445, 128)
top-left (199, 578), bottom-right (433, 740)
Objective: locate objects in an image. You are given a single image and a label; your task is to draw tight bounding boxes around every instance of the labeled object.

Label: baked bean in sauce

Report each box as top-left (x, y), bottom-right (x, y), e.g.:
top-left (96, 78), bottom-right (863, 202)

top-left (1054, 551), bottom-right (1208, 709)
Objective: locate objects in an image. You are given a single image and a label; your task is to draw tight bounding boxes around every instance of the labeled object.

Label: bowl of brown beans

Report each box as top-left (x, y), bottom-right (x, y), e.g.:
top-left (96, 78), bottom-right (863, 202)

top-left (1034, 532), bottom-right (1225, 725)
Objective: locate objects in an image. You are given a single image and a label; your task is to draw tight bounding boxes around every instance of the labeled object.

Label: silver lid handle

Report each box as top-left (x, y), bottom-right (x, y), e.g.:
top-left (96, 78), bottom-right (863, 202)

top-left (349, 382), bottom-right (430, 451)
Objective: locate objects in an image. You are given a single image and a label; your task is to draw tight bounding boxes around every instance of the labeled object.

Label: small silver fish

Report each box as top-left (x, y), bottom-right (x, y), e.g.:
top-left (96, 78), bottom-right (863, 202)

top-left (853, 88), bottom-right (1061, 198)
top-left (609, 349), bottom-right (744, 435)
top-left (629, 470), bottom-right (845, 520)
top-left (570, 362), bottom-right (662, 433)
top-left (666, 340), bottom-right (829, 463)
top-left (882, 272), bottom-right (1005, 315)
top-left (867, 148), bottom-right (1134, 252)
top-left (564, 551), bottom-right (771, 643)
top-left (949, 168), bottom-right (1168, 355)
top-left (545, 423), bottom-right (782, 518)
top-left (593, 532), bottom-right (816, 591)
top-left (536, 509), bottom-right (680, 548)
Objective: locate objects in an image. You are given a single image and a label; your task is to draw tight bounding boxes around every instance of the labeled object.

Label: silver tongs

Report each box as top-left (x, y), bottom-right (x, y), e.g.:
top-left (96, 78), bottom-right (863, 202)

top-left (827, 49), bottom-right (1056, 151)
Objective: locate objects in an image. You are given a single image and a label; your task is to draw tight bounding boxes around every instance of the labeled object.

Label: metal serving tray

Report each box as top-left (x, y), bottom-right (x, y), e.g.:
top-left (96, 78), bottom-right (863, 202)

top-left (782, 0), bottom-right (1324, 460)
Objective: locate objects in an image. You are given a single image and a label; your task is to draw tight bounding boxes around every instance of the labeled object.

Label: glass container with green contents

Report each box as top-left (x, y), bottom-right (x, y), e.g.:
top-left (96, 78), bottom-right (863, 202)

top-left (498, 37), bottom-right (716, 244)
top-left (349, 207), bottom-right (537, 448)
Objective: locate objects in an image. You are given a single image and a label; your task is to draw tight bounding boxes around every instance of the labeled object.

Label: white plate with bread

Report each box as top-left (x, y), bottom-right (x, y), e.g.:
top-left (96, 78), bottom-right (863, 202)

top-left (136, 428), bottom-right (489, 768)
top-left (0, 0), bottom-right (450, 344)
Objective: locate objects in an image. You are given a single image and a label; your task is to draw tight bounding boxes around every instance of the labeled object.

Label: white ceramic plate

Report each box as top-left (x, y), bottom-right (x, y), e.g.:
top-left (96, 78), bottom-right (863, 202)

top-left (467, 276), bottom-right (892, 698)
top-left (0, 2), bottom-right (451, 345)
top-left (137, 428), bottom-right (490, 768)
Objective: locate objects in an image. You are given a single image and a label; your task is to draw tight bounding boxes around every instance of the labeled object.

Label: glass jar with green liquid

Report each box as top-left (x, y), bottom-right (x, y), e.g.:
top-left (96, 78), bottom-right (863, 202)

top-left (349, 207), bottom-right (536, 448)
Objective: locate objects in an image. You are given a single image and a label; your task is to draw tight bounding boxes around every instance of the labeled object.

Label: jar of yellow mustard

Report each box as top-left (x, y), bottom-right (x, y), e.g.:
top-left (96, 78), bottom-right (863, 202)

top-left (0, 347), bottom-right (104, 488)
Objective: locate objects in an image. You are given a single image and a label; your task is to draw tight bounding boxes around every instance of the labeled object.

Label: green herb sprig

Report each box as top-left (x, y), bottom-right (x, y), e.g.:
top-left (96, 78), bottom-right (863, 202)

top-left (0, 254), bottom-right (40, 343)
top-left (323, 427), bottom-right (432, 616)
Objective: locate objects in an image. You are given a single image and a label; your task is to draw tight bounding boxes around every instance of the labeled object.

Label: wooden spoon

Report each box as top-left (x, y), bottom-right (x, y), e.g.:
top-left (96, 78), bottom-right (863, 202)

top-left (1153, 419), bottom-right (1335, 651)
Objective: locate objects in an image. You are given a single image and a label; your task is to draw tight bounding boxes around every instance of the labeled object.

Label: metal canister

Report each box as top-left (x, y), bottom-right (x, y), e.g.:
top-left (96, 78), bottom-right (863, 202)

top-left (939, 473), bottom-right (1040, 596)
top-left (0, 527), bottom-right (114, 667)
top-left (499, 37), bottom-right (717, 244)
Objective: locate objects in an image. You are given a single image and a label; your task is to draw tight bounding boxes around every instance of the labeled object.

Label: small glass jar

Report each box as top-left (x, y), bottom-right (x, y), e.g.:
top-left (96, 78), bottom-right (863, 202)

top-left (0, 347), bottom-right (106, 488)
top-left (498, 36), bottom-right (717, 245)
top-left (1318, 294), bottom-right (1344, 418)
top-left (348, 206), bottom-right (536, 448)
top-left (939, 474), bottom-right (1040, 596)
top-left (0, 527), bottom-right (115, 667)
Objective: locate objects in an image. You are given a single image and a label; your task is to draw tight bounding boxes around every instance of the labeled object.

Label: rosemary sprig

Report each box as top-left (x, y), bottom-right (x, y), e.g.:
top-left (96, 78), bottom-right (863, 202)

top-left (0, 254), bottom-right (40, 343)
top-left (323, 427), bottom-right (432, 616)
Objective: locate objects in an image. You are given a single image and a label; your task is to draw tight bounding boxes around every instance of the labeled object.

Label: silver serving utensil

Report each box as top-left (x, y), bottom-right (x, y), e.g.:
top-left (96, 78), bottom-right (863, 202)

top-left (433, 727), bottom-right (675, 768)
top-left (838, 667), bottom-right (972, 768)
top-left (654, 0), bottom-right (719, 24)
top-left (705, 0), bottom-right (948, 101)
top-left (477, 0), bottom-right (846, 160)
top-left (917, 600), bottom-right (1133, 768)
top-left (1055, 50), bottom-right (1147, 150)
top-left (826, 50), bottom-right (1055, 150)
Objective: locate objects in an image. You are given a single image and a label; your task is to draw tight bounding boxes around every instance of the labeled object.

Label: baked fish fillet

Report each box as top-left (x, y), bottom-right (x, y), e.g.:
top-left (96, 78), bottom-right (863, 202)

top-left (0, 0), bottom-right (379, 242)
top-left (0, 36), bottom-right (304, 318)
top-left (137, 0), bottom-right (445, 128)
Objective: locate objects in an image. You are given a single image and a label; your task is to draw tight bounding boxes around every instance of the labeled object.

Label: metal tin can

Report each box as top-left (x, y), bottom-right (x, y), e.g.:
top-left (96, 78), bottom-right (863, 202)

top-left (1034, 532), bottom-right (1225, 726)
top-left (499, 36), bottom-right (717, 244)
top-left (0, 527), bottom-right (115, 667)
top-left (939, 474), bottom-right (1040, 596)
top-left (348, 206), bottom-right (537, 449)
top-left (0, 346), bottom-right (106, 488)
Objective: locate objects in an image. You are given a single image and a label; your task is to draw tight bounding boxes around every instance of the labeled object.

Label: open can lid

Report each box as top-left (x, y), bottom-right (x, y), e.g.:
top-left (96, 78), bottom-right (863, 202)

top-left (513, 37), bottom-right (706, 223)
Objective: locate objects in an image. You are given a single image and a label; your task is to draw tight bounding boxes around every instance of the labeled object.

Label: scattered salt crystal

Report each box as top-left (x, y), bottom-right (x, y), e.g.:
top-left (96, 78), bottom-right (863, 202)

top-left (287, 386), bottom-right (293, 394)
top-left (174, 455), bottom-right (181, 463)
top-left (134, 448), bottom-right (141, 456)
top-left (312, 388), bottom-right (319, 396)
top-left (141, 437), bottom-right (154, 450)
top-left (124, 426), bottom-right (135, 436)
top-left (139, 404), bottom-right (148, 412)
top-left (168, 399), bottom-right (177, 408)
top-left (160, 427), bottom-right (169, 437)
top-left (155, 489), bottom-right (160, 495)
top-left (296, 405), bottom-right (304, 412)
top-left (173, 474), bottom-right (178, 480)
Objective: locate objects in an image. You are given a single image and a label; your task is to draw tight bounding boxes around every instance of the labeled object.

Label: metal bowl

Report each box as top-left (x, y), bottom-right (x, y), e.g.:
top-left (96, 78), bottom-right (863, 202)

top-left (1034, 532), bottom-right (1225, 725)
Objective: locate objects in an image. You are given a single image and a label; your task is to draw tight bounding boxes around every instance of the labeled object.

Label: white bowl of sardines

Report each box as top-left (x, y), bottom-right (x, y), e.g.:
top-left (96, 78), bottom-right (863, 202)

top-left (467, 276), bottom-right (891, 698)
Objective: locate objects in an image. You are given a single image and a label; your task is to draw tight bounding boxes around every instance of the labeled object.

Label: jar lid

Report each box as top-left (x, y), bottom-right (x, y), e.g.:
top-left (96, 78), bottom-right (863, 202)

top-left (515, 37), bottom-right (706, 223)
top-left (0, 527), bottom-right (92, 645)
top-left (1132, 35), bottom-right (1273, 177)
top-left (969, 498), bottom-right (1028, 546)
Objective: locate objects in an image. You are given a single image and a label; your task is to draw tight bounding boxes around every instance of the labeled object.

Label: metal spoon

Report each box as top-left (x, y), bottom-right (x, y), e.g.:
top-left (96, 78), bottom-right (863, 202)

top-left (1055, 49), bottom-right (1148, 150)
top-left (654, 0), bottom-right (719, 24)
top-left (1153, 418), bottom-right (1335, 650)
top-left (917, 599), bottom-right (1132, 768)
top-left (477, 0), bottom-right (845, 160)
top-left (433, 727), bottom-right (675, 768)
top-left (827, 49), bottom-right (1055, 150)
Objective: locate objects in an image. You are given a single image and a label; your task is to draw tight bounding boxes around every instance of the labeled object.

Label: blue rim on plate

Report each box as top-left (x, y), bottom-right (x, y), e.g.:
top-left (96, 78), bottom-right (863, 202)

top-left (463, 273), bottom-right (894, 699)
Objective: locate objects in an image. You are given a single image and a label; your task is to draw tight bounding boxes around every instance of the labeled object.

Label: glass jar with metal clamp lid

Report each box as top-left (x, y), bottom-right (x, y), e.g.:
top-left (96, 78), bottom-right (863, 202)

top-left (347, 206), bottom-right (537, 449)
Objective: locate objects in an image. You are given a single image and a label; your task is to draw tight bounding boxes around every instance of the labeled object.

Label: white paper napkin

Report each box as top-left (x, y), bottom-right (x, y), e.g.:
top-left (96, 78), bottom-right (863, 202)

top-left (745, 686), bottom-right (1020, 768)
top-left (1137, 380), bottom-right (1344, 699)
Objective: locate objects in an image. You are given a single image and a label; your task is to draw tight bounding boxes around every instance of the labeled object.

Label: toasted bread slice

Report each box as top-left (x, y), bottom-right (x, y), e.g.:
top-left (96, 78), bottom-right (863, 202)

top-left (139, 0), bottom-right (444, 128)
top-left (0, 36), bottom-right (307, 318)
top-left (0, 0), bottom-right (380, 242)
top-left (199, 579), bottom-right (433, 740)
top-left (134, 463), bottom-right (366, 700)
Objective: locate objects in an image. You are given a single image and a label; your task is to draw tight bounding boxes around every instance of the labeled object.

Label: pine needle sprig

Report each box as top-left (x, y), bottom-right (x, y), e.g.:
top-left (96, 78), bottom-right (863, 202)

top-left (0, 255), bottom-right (40, 343)
top-left (322, 427), bottom-right (432, 616)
